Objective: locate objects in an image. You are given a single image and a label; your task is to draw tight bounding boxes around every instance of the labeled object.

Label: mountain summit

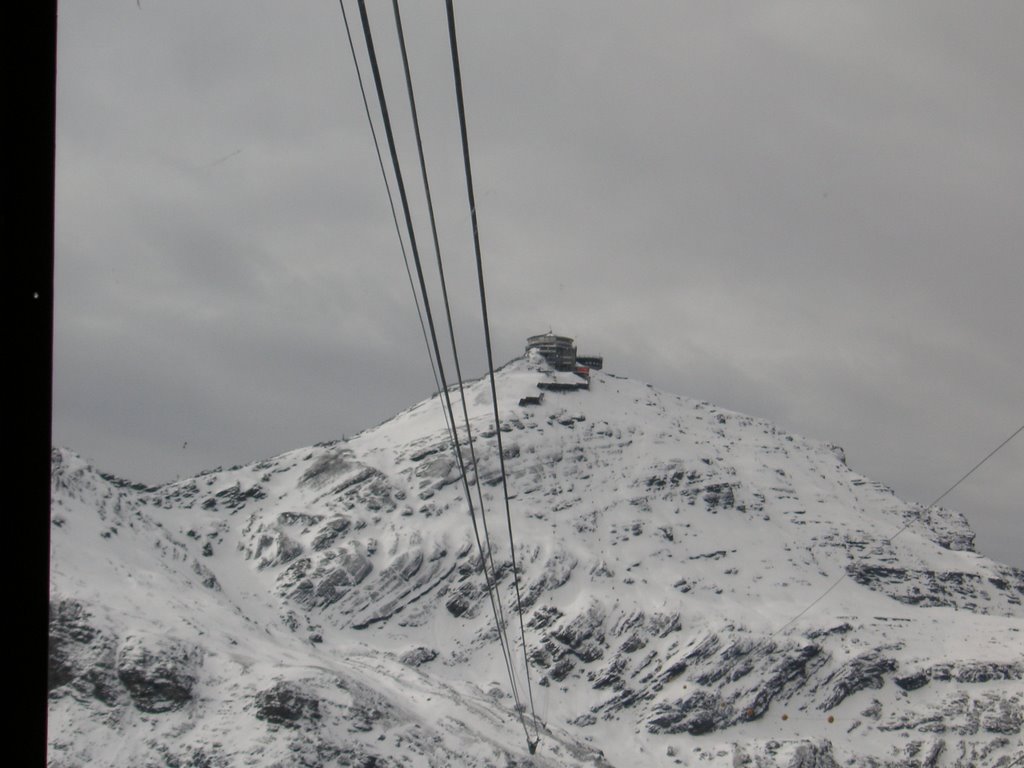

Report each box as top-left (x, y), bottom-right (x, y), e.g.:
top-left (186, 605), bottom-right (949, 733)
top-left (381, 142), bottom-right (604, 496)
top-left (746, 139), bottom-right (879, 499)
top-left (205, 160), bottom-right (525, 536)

top-left (49, 356), bottom-right (1023, 767)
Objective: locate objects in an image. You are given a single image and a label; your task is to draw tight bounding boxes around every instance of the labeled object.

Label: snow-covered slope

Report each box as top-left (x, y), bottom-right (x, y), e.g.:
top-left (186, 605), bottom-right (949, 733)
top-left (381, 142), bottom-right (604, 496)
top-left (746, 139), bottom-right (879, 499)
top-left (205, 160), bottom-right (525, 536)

top-left (49, 356), bottom-right (1023, 767)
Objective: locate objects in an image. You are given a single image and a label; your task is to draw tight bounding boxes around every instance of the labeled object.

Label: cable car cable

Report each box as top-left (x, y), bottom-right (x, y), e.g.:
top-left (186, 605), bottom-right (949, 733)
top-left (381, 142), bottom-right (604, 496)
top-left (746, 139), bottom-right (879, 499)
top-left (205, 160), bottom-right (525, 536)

top-left (355, 0), bottom-right (523, 714)
top-left (336, 0), bottom-right (449, 439)
top-left (443, 0), bottom-right (540, 742)
top-left (772, 422), bottom-right (1023, 637)
top-left (389, 0), bottom-right (519, 690)
top-left (353, 0), bottom-right (525, 722)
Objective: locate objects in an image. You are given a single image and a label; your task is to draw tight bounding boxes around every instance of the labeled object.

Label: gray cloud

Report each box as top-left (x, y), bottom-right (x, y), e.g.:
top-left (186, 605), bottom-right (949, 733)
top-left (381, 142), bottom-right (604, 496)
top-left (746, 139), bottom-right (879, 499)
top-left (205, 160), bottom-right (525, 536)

top-left (55, 1), bottom-right (1022, 565)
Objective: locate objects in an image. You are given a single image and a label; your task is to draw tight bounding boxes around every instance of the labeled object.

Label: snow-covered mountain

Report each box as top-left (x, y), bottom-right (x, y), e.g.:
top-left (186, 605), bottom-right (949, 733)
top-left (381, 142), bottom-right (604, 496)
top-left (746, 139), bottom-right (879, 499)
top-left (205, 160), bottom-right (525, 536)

top-left (49, 355), bottom-right (1023, 767)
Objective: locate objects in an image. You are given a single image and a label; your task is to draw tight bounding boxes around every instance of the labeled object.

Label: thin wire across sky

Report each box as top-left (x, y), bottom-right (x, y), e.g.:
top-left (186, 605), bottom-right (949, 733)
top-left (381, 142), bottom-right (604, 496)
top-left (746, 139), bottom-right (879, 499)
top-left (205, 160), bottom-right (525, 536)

top-left (339, 0), bottom-right (540, 749)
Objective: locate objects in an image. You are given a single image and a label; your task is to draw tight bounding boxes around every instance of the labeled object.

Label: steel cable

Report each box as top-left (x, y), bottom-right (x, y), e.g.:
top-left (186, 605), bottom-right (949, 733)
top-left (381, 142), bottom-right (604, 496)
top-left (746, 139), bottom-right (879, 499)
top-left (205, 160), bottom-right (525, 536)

top-left (443, 0), bottom-right (540, 747)
top-left (353, 0), bottom-right (526, 728)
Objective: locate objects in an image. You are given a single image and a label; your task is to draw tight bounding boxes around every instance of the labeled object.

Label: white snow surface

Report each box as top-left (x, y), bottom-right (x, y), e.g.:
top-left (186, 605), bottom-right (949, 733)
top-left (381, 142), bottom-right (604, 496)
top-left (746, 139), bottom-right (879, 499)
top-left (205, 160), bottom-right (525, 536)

top-left (49, 356), bottom-right (1024, 767)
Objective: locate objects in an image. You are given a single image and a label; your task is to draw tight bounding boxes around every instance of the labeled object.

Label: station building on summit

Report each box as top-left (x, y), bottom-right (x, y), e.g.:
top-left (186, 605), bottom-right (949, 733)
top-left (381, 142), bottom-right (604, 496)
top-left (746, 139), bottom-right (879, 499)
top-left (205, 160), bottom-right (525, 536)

top-left (525, 332), bottom-right (603, 373)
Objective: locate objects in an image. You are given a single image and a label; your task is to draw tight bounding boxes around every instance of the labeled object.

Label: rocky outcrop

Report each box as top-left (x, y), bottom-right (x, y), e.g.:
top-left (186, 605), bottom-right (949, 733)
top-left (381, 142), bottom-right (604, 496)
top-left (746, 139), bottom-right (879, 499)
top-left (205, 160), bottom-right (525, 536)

top-left (787, 741), bottom-right (841, 768)
top-left (116, 633), bottom-right (202, 713)
top-left (254, 530), bottom-right (303, 568)
top-left (50, 599), bottom-right (202, 715)
top-left (522, 548), bottom-right (578, 607)
top-left (312, 549), bottom-right (374, 603)
top-left (907, 506), bottom-right (976, 553)
top-left (878, 690), bottom-right (1023, 739)
top-left (816, 651), bottom-right (897, 711)
top-left (846, 563), bottom-right (1024, 614)
top-left (48, 598), bottom-right (120, 706)
top-left (648, 690), bottom-right (722, 735)
top-left (312, 516), bottom-right (352, 551)
top-left (299, 448), bottom-right (357, 489)
top-left (551, 601), bottom-right (607, 663)
top-left (399, 646), bottom-right (437, 667)
top-left (191, 558), bottom-right (221, 590)
top-left (253, 681), bottom-right (321, 726)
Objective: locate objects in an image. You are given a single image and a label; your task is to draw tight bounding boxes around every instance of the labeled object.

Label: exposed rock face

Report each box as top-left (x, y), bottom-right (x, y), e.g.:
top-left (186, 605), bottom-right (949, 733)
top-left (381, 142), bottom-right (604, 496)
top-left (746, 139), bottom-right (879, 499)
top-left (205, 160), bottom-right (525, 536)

top-left (115, 633), bottom-right (201, 713)
top-left (816, 651), bottom-right (898, 711)
top-left (649, 690), bottom-right (722, 735)
top-left (787, 741), bottom-right (841, 768)
top-left (314, 549), bottom-right (374, 600)
top-left (910, 506), bottom-right (977, 553)
top-left (48, 597), bottom-right (120, 706)
top-left (399, 646), bottom-right (437, 667)
top-left (254, 681), bottom-right (321, 726)
top-left (550, 600), bottom-right (606, 662)
top-left (847, 562), bottom-right (1024, 613)
top-left (312, 516), bottom-right (351, 550)
top-left (47, 359), bottom-right (1024, 767)
top-left (191, 558), bottom-right (221, 590)
top-left (49, 599), bottom-right (203, 717)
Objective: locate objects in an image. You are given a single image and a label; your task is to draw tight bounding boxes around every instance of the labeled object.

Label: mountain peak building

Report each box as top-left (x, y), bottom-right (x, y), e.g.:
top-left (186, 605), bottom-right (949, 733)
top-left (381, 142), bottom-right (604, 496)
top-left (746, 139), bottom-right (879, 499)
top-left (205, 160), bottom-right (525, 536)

top-left (525, 332), bottom-right (602, 372)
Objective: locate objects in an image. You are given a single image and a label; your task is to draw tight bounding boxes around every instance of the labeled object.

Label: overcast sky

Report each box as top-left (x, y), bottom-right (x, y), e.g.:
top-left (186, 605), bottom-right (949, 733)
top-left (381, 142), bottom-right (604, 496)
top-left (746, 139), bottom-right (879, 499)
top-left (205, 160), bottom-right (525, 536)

top-left (55, 1), bottom-right (1021, 566)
